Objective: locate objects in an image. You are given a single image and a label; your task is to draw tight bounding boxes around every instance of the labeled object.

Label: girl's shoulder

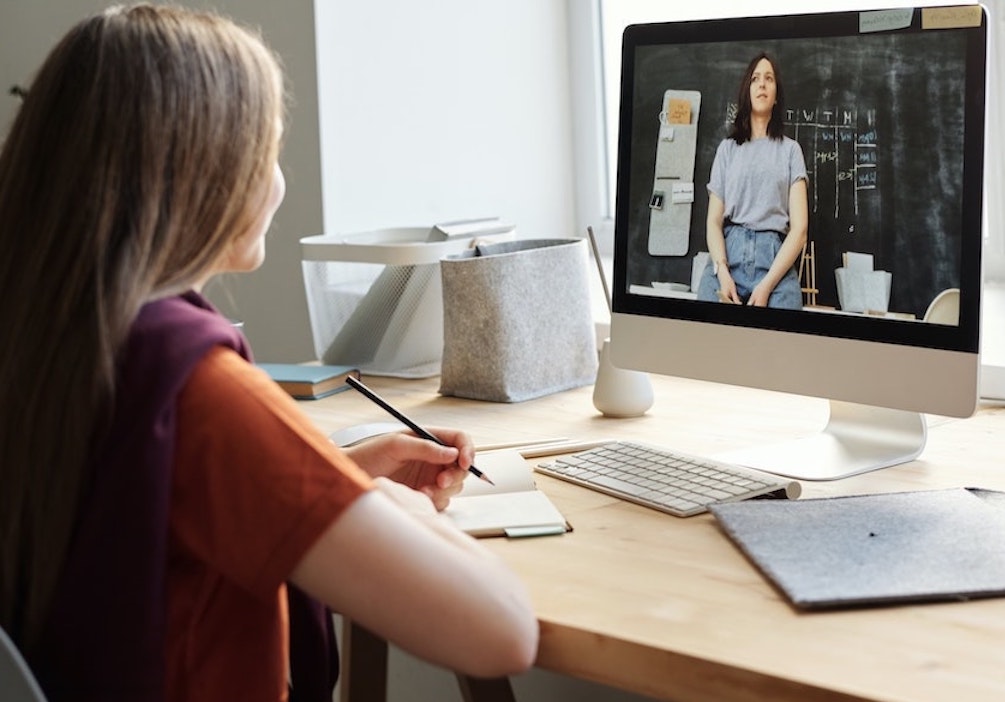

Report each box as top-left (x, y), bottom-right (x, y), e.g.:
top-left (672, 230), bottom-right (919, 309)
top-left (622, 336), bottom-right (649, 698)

top-left (779, 134), bottom-right (805, 154)
top-left (716, 137), bottom-right (739, 157)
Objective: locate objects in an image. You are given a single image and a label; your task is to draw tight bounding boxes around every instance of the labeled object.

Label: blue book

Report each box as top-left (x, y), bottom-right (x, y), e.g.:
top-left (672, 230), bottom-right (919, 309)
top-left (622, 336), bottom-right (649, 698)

top-left (256, 363), bottom-right (360, 400)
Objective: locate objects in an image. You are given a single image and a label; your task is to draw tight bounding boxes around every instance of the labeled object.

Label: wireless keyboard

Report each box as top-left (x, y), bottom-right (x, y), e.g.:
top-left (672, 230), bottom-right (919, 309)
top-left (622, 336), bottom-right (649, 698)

top-left (536, 441), bottom-right (801, 517)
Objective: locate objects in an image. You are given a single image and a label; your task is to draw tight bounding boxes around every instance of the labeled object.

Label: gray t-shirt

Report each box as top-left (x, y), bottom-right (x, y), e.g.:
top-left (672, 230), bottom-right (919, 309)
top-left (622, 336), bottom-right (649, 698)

top-left (707, 136), bottom-right (807, 234)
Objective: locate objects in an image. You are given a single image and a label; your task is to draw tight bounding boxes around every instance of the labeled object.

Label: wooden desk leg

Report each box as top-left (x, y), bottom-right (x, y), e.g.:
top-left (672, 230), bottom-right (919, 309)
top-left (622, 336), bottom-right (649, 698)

top-left (456, 675), bottom-right (516, 702)
top-left (339, 619), bottom-right (388, 702)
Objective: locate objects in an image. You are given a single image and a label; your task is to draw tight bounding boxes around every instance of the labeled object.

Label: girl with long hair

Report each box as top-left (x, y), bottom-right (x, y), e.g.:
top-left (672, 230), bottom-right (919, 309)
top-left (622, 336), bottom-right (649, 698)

top-left (0, 5), bottom-right (536, 700)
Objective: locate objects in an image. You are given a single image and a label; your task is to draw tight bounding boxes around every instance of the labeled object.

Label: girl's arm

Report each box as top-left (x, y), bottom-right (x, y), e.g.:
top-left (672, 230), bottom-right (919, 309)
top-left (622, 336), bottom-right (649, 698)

top-left (706, 193), bottom-right (740, 303)
top-left (289, 477), bottom-right (539, 678)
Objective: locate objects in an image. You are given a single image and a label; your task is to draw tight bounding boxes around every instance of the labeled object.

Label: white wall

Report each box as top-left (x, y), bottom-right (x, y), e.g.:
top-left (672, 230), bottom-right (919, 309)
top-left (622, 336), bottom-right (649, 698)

top-left (313, 1), bottom-right (577, 240)
top-left (984, 0), bottom-right (1005, 280)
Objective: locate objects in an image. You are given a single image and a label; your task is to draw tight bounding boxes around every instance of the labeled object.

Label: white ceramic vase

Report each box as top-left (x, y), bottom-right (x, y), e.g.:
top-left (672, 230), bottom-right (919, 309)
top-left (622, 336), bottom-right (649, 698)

top-left (592, 338), bottom-right (654, 417)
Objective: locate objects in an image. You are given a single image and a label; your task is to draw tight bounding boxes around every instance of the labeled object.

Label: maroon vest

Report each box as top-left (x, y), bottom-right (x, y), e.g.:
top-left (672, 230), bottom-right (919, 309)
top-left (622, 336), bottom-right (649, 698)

top-left (31, 291), bottom-right (337, 702)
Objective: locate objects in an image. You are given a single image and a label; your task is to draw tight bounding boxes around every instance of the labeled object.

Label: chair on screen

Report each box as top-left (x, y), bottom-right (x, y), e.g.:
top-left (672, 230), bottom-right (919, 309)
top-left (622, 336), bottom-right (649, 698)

top-left (924, 288), bottom-right (960, 325)
top-left (0, 625), bottom-right (47, 702)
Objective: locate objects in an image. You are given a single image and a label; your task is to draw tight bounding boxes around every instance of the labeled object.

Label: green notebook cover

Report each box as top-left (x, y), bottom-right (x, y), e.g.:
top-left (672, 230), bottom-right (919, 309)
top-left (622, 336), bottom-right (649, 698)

top-left (256, 363), bottom-right (360, 400)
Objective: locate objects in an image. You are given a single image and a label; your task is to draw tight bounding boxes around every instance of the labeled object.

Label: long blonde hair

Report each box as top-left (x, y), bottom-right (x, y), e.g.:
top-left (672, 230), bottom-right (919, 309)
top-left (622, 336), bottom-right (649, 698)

top-left (0, 3), bottom-right (285, 651)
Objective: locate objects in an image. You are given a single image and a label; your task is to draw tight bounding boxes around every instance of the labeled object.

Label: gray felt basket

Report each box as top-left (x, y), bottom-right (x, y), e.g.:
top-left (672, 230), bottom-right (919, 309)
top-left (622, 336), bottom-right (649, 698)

top-left (438, 238), bottom-right (598, 402)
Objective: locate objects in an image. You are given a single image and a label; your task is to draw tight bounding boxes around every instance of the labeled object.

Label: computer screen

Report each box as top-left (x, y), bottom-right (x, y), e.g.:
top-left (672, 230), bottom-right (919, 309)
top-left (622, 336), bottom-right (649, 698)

top-left (609, 5), bottom-right (988, 479)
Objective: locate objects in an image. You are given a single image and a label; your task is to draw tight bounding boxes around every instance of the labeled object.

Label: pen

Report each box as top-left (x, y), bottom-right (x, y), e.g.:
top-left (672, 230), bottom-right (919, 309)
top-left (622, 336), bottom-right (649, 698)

top-left (345, 375), bottom-right (495, 486)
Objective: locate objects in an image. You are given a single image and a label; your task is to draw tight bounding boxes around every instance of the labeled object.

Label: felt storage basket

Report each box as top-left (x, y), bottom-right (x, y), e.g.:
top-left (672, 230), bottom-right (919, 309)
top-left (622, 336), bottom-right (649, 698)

top-left (438, 238), bottom-right (598, 402)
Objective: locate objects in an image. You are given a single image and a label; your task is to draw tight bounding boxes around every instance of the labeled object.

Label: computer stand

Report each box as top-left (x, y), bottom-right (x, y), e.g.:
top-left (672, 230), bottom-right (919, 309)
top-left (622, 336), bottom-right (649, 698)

top-left (717, 400), bottom-right (928, 481)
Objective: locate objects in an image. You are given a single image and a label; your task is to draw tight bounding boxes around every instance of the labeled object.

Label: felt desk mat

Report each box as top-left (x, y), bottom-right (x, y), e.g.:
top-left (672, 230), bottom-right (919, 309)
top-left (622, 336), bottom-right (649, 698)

top-left (710, 488), bottom-right (1005, 610)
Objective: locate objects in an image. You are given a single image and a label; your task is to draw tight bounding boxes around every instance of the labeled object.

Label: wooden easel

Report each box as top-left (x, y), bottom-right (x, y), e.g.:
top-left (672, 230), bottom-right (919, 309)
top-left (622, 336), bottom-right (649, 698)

top-left (797, 240), bottom-right (819, 307)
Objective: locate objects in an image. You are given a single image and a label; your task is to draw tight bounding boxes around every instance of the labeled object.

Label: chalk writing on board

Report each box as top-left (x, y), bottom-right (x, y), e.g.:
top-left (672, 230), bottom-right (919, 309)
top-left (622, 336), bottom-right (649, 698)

top-left (789, 106), bottom-right (878, 220)
top-left (724, 103), bottom-right (879, 222)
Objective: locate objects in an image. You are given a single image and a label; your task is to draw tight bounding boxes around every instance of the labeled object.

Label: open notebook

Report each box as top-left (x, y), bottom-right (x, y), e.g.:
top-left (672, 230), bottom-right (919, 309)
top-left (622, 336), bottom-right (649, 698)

top-left (444, 450), bottom-right (571, 538)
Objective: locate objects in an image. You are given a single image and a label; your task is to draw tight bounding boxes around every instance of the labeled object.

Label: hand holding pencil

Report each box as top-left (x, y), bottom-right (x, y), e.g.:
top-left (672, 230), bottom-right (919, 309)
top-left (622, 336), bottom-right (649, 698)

top-left (345, 376), bottom-right (495, 486)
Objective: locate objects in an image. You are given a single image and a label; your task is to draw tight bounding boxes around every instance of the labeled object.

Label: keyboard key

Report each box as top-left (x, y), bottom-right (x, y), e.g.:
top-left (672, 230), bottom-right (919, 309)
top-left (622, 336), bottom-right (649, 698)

top-left (589, 474), bottom-right (654, 497)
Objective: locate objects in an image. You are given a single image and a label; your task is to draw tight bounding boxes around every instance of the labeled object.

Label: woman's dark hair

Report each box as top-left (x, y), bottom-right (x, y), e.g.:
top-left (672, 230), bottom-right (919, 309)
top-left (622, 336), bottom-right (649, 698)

top-left (729, 52), bottom-right (786, 144)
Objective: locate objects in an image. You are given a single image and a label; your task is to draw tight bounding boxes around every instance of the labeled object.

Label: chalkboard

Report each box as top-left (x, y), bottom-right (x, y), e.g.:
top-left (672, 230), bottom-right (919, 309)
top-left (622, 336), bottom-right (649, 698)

top-left (621, 30), bottom-right (969, 319)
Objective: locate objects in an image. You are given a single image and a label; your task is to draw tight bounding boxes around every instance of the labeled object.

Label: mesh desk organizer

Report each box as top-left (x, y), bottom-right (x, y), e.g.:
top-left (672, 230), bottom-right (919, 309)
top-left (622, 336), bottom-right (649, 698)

top-left (301, 221), bottom-right (513, 378)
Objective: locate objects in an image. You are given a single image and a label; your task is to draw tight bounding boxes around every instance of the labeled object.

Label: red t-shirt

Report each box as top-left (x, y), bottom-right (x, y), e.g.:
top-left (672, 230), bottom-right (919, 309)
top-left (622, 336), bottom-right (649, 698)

top-left (165, 347), bottom-right (372, 701)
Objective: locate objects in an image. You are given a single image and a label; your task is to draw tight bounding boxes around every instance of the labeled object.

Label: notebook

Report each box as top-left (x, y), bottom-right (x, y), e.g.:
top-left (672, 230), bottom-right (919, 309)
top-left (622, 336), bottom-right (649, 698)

top-left (444, 450), bottom-right (571, 538)
top-left (710, 488), bottom-right (1005, 610)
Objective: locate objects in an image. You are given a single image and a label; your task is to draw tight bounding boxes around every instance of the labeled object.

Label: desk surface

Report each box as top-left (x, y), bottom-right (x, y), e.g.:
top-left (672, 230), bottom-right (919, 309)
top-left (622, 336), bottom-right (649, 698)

top-left (301, 374), bottom-right (1005, 702)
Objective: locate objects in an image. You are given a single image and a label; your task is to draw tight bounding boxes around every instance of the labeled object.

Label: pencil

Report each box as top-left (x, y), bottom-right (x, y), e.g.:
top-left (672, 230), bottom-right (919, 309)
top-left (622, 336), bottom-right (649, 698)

top-left (475, 436), bottom-right (569, 452)
top-left (345, 375), bottom-right (495, 486)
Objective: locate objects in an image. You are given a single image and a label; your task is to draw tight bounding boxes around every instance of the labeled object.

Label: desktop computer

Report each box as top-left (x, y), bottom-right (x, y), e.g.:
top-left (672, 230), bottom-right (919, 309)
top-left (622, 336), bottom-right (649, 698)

top-left (607, 4), bottom-right (989, 480)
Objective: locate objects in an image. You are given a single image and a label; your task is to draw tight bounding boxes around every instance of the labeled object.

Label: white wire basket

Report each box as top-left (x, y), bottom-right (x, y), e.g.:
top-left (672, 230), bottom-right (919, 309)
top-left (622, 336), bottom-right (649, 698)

top-left (301, 223), bottom-right (513, 378)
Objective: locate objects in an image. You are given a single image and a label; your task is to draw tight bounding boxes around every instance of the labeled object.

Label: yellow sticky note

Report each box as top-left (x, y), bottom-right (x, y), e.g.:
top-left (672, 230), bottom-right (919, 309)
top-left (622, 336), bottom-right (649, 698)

top-left (921, 5), bottom-right (982, 29)
top-left (667, 98), bottom-right (691, 125)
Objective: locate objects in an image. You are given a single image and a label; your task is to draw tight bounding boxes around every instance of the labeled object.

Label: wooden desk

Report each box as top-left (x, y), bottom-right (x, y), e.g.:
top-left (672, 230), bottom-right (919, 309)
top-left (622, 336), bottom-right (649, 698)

top-left (302, 374), bottom-right (1005, 702)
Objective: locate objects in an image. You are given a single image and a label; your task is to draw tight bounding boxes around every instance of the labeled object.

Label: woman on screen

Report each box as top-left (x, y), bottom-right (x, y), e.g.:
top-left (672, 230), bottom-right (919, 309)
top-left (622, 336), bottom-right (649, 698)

top-left (696, 52), bottom-right (808, 309)
top-left (0, 5), bottom-right (536, 701)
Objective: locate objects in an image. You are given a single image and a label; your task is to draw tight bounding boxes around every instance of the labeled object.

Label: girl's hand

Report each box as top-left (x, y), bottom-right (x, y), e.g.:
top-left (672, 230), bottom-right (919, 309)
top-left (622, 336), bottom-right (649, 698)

top-left (717, 270), bottom-right (742, 304)
top-left (342, 427), bottom-right (475, 510)
top-left (747, 284), bottom-right (772, 307)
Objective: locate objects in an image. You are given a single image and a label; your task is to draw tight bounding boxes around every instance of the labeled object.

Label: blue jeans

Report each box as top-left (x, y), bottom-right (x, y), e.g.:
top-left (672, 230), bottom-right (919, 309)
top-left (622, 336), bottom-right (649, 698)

top-left (696, 224), bottom-right (802, 309)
